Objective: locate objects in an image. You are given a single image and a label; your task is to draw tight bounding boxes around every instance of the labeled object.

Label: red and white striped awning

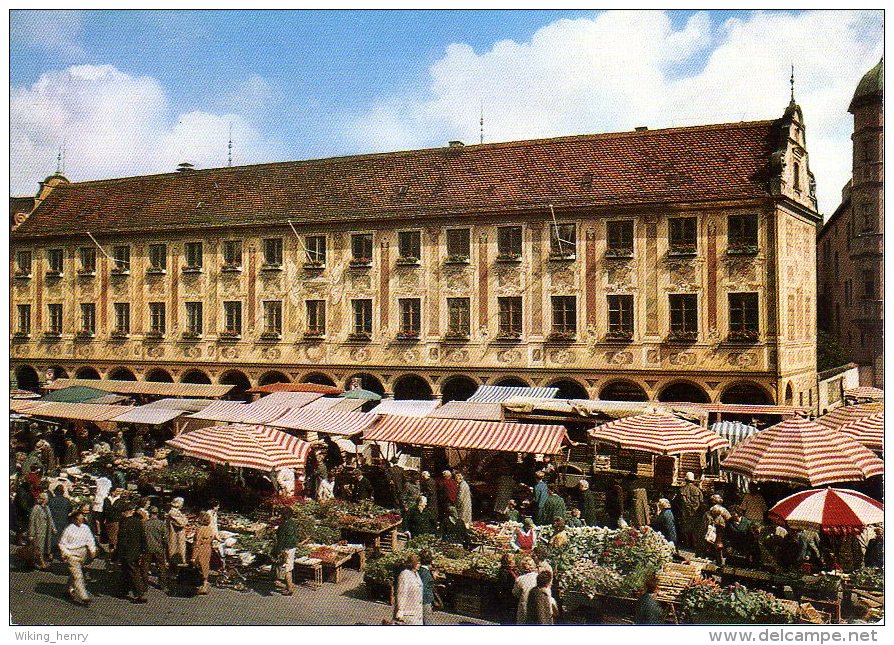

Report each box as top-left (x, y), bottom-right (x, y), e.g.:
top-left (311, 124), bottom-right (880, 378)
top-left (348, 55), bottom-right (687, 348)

top-left (666, 403), bottom-right (810, 417)
top-left (167, 424), bottom-right (311, 472)
top-left (721, 417), bottom-right (885, 487)
top-left (187, 401), bottom-right (290, 425)
top-left (302, 397), bottom-right (366, 412)
top-left (836, 413), bottom-right (884, 453)
top-left (269, 409), bottom-right (379, 436)
top-left (768, 488), bottom-right (883, 535)
top-left (589, 412), bottom-right (727, 455)
top-left (845, 386), bottom-right (884, 401)
top-left (427, 401), bottom-right (504, 421)
top-left (364, 416), bottom-right (568, 454)
top-left (815, 403), bottom-right (883, 430)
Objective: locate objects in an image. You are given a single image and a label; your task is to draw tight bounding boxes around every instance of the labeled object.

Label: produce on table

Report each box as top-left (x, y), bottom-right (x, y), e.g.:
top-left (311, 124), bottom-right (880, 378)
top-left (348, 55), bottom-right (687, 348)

top-left (677, 579), bottom-right (796, 624)
top-left (849, 567), bottom-right (884, 591)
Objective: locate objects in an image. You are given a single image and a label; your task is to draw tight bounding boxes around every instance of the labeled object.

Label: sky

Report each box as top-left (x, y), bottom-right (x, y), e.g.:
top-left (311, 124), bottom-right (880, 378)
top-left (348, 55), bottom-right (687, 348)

top-left (8, 9), bottom-right (884, 216)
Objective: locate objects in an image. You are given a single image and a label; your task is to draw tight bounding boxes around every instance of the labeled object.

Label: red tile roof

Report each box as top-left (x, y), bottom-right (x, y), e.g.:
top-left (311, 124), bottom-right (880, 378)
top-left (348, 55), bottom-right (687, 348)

top-left (11, 120), bottom-right (777, 239)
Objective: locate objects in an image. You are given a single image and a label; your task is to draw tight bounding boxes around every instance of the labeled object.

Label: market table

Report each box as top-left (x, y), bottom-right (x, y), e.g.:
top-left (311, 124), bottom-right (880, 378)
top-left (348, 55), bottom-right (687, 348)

top-left (294, 557), bottom-right (324, 588)
top-left (340, 519), bottom-right (403, 553)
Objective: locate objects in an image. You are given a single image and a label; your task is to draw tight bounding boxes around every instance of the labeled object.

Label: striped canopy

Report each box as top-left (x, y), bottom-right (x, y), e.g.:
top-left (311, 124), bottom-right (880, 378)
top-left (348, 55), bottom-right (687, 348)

top-left (589, 413), bottom-right (728, 455)
top-left (721, 417), bottom-right (885, 487)
top-left (836, 413), bottom-right (884, 452)
top-left (30, 402), bottom-right (134, 422)
top-left (247, 382), bottom-right (343, 395)
top-left (467, 385), bottom-right (559, 404)
top-left (302, 397), bottom-right (366, 412)
top-left (768, 488), bottom-right (883, 535)
top-left (845, 386), bottom-right (884, 402)
top-left (269, 409), bottom-right (379, 436)
top-left (368, 399), bottom-right (441, 417)
top-left (247, 392), bottom-right (324, 410)
top-left (364, 416), bottom-right (568, 454)
top-left (187, 401), bottom-right (290, 425)
top-left (710, 421), bottom-right (758, 448)
top-left (427, 401), bottom-right (504, 421)
top-left (815, 403), bottom-right (883, 430)
top-left (40, 385), bottom-right (111, 403)
top-left (167, 424), bottom-right (311, 471)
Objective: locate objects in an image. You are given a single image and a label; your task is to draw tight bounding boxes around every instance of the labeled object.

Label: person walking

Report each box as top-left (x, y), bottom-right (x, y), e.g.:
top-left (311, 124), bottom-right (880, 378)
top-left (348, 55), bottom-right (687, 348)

top-left (165, 497), bottom-right (189, 569)
top-left (58, 511), bottom-right (97, 606)
top-left (455, 472), bottom-right (473, 528)
top-left (418, 550), bottom-right (436, 625)
top-left (91, 475), bottom-right (112, 541)
top-left (679, 472), bottom-right (704, 549)
top-left (404, 495), bottom-right (436, 538)
top-left (533, 471), bottom-right (548, 524)
top-left (28, 492), bottom-right (56, 569)
top-left (142, 506), bottom-right (169, 590)
top-left (401, 470), bottom-right (421, 512)
top-left (441, 506), bottom-right (469, 547)
top-left (116, 504), bottom-right (149, 603)
top-left (525, 570), bottom-right (556, 624)
top-left (63, 438), bottom-right (80, 467)
top-left (191, 511), bottom-right (215, 595)
top-left (394, 553), bottom-right (424, 625)
top-left (512, 557), bottom-right (538, 623)
top-left (274, 507), bottom-right (298, 596)
top-left (578, 479), bottom-right (598, 526)
top-left (102, 486), bottom-right (126, 557)
top-left (438, 470), bottom-right (458, 524)
top-left (630, 478), bottom-right (652, 529)
top-left (48, 484), bottom-right (72, 551)
top-left (351, 469), bottom-right (374, 502)
top-left (420, 471), bottom-right (439, 527)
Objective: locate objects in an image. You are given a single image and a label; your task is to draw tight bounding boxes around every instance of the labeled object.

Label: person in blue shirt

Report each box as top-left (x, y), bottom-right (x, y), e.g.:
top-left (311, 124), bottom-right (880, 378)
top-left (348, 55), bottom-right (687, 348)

top-left (419, 549), bottom-right (436, 625)
top-left (533, 471), bottom-right (548, 524)
top-left (651, 498), bottom-right (677, 547)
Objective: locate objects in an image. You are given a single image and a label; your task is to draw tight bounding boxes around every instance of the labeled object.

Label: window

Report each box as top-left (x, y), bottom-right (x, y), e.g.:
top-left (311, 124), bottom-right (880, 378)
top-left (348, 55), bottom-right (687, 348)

top-left (863, 269), bottom-right (876, 300)
top-left (263, 301), bottom-right (283, 337)
top-left (79, 303), bottom-right (96, 335)
top-left (607, 295), bottom-right (634, 339)
top-left (497, 226), bottom-right (523, 260)
top-left (111, 245), bottom-right (130, 273)
top-left (669, 294), bottom-right (698, 339)
top-left (727, 215), bottom-right (758, 253)
top-left (15, 250), bottom-right (32, 276)
top-left (446, 298), bottom-right (471, 338)
top-left (550, 223), bottom-right (576, 258)
top-left (398, 298), bottom-right (422, 338)
top-left (184, 242), bottom-right (203, 270)
top-left (222, 240), bottom-right (242, 269)
top-left (788, 294), bottom-right (797, 339)
top-left (185, 302), bottom-right (203, 337)
top-left (728, 293), bottom-right (759, 341)
top-left (397, 230), bottom-right (421, 262)
top-left (16, 305), bottom-right (31, 335)
top-left (306, 300), bottom-right (326, 336)
top-left (351, 299), bottom-right (373, 338)
top-left (860, 204), bottom-right (875, 233)
top-left (351, 234), bottom-right (373, 264)
top-left (148, 244), bottom-right (167, 272)
top-left (550, 296), bottom-right (577, 338)
top-left (498, 296), bottom-right (523, 338)
top-left (47, 304), bottom-right (63, 335)
top-left (303, 236), bottom-right (324, 266)
top-left (793, 162), bottom-right (801, 191)
top-left (148, 302), bottom-right (166, 336)
top-left (47, 249), bottom-right (64, 275)
top-left (223, 301), bottom-right (242, 336)
top-left (114, 303), bottom-right (130, 336)
top-left (606, 221), bottom-right (634, 255)
top-left (669, 217), bottom-right (697, 254)
top-left (79, 247), bottom-right (96, 274)
top-left (263, 237), bottom-right (284, 267)
top-left (446, 229), bottom-right (471, 261)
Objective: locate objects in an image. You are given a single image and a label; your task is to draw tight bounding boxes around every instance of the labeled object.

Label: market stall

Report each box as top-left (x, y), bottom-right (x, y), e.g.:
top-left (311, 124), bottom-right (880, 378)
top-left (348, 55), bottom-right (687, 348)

top-left (815, 402), bottom-right (884, 431)
top-left (834, 413), bottom-right (884, 453)
top-left (247, 382), bottom-right (344, 396)
top-left (466, 384), bottom-right (559, 403)
top-left (368, 399), bottom-right (441, 417)
top-left (843, 386), bottom-right (884, 404)
top-left (426, 401), bottom-right (504, 421)
top-left (44, 378), bottom-right (234, 401)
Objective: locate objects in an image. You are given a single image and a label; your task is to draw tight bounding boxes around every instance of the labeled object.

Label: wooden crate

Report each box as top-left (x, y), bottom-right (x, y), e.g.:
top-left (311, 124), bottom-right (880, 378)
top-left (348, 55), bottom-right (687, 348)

top-left (364, 577), bottom-right (393, 604)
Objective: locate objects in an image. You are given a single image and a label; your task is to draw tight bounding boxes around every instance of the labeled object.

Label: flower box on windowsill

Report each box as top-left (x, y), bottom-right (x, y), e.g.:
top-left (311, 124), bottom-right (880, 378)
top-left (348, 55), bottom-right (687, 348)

top-left (262, 263), bottom-right (285, 272)
top-left (259, 332), bottom-right (282, 341)
top-left (14, 272), bottom-right (32, 280)
top-left (144, 331), bottom-right (164, 340)
top-left (666, 330), bottom-right (698, 343)
top-left (726, 244), bottom-right (759, 256)
top-left (349, 258), bottom-right (372, 269)
top-left (44, 332), bottom-right (62, 340)
top-left (45, 270), bottom-right (63, 278)
top-left (302, 262), bottom-right (324, 271)
top-left (110, 268), bottom-right (130, 276)
top-left (605, 248), bottom-right (634, 258)
top-left (668, 244), bottom-right (698, 257)
top-left (494, 332), bottom-right (522, 342)
top-left (444, 255), bottom-right (470, 265)
top-left (146, 268), bottom-right (167, 276)
top-left (443, 332), bottom-right (470, 342)
top-left (75, 331), bottom-right (95, 340)
top-left (219, 331), bottom-right (241, 341)
top-left (396, 256), bottom-right (420, 266)
top-left (548, 252), bottom-right (576, 262)
top-left (181, 331), bottom-right (202, 341)
top-left (547, 331), bottom-right (577, 343)
top-left (13, 332), bottom-right (31, 340)
top-left (182, 266), bottom-right (203, 274)
top-left (303, 330), bottom-right (326, 340)
top-left (726, 330), bottom-right (760, 344)
top-left (347, 332), bottom-right (372, 342)
top-left (110, 332), bottom-right (130, 340)
top-left (604, 330), bottom-right (634, 343)
top-left (220, 264), bottom-right (242, 273)
top-left (77, 269), bottom-right (96, 277)
top-left (496, 253), bottom-right (522, 263)
top-left (395, 332), bottom-right (420, 342)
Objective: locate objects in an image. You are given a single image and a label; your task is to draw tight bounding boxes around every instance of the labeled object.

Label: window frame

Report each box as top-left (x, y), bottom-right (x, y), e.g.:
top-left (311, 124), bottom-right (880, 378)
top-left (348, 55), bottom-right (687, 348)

top-left (397, 298), bottom-right (422, 339)
top-left (727, 214), bottom-right (759, 254)
top-left (549, 223), bottom-right (577, 259)
top-left (47, 248), bottom-right (64, 275)
top-left (263, 237), bottom-right (285, 268)
top-left (184, 241), bottom-right (203, 271)
top-left (397, 230), bottom-right (422, 264)
top-left (668, 293), bottom-right (699, 340)
top-left (222, 301), bottom-right (243, 337)
top-left (350, 233), bottom-right (374, 266)
top-left (497, 296), bottom-right (523, 339)
top-left (15, 250), bottom-right (32, 277)
top-left (47, 303), bottom-right (63, 335)
top-left (113, 303), bottom-right (131, 337)
top-left (111, 245), bottom-right (130, 274)
top-left (78, 247), bottom-right (97, 275)
top-left (185, 302), bottom-right (203, 338)
top-left (496, 226), bottom-right (523, 261)
top-left (606, 220), bottom-right (634, 256)
top-left (668, 217), bottom-right (698, 255)
top-left (728, 292), bottom-right (759, 342)
top-left (148, 302), bottom-right (166, 336)
top-left (222, 240), bottom-right (242, 270)
top-left (305, 300), bottom-right (327, 337)
top-left (16, 304), bottom-right (31, 336)
top-left (350, 299), bottom-right (373, 339)
top-left (445, 228), bottom-right (471, 262)
top-left (262, 300), bottom-right (283, 338)
top-left (446, 297), bottom-right (471, 339)
top-left (303, 235), bottom-right (325, 268)
top-left (549, 295), bottom-right (577, 339)
top-left (148, 244), bottom-right (167, 273)
top-left (79, 303), bottom-right (96, 336)
top-left (607, 294), bottom-right (634, 340)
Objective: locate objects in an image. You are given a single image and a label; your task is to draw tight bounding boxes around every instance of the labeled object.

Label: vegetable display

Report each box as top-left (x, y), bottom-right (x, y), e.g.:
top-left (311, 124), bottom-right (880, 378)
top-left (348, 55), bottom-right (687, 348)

top-left (678, 579), bottom-right (796, 624)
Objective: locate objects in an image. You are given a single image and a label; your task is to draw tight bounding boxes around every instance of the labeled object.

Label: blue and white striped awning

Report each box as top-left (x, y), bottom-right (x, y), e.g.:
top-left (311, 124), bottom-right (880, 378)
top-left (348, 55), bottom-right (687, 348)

top-left (467, 385), bottom-right (559, 404)
top-left (368, 399), bottom-right (441, 417)
top-left (711, 421), bottom-right (758, 448)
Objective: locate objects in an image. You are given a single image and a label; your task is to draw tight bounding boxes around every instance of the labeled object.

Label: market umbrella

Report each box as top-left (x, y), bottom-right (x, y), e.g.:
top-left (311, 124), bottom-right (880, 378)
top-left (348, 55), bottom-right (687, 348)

top-left (815, 402), bottom-right (883, 431)
top-left (836, 413), bottom-right (884, 453)
top-left (589, 412), bottom-right (728, 455)
top-left (844, 386), bottom-right (884, 402)
top-left (40, 385), bottom-right (113, 403)
top-left (710, 421), bottom-right (758, 448)
top-left (341, 388), bottom-right (382, 401)
top-left (166, 424), bottom-right (312, 472)
top-left (721, 417), bottom-right (884, 487)
top-left (246, 382), bottom-right (344, 395)
top-left (767, 488), bottom-right (883, 535)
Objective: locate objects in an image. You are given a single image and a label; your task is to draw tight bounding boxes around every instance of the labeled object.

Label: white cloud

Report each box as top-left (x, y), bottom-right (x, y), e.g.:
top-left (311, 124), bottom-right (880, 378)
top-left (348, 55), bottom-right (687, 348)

top-left (10, 10), bottom-right (85, 58)
top-left (10, 65), bottom-right (281, 194)
top-left (348, 10), bottom-right (882, 215)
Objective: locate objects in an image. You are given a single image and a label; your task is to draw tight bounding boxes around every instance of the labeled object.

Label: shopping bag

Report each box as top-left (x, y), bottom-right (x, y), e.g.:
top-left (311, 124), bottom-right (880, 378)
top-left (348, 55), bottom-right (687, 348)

top-left (705, 524), bottom-right (717, 544)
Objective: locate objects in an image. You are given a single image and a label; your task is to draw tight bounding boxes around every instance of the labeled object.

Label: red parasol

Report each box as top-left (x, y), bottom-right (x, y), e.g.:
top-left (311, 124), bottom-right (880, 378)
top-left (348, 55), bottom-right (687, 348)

top-left (768, 488), bottom-right (883, 535)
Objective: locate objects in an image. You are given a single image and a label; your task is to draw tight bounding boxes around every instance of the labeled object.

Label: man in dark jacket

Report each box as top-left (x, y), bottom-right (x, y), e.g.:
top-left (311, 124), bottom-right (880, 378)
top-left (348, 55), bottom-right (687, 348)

top-left (142, 506), bottom-right (169, 590)
top-left (578, 479), bottom-right (598, 526)
top-left (103, 487), bottom-right (126, 555)
top-left (605, 476), bottom-right (626, 529)
top-left (539, 487), bottom-right (567, 525)
top-left (526, 570), bottom-right (555, 624)
top-left (116, 504), bottom-right (148, 603)
top-left (634, 573), bottom-right (665, 624)
top-left (352, 470), bottom-right (375, 502)
top-left (420, 471), bottom-right (439, 527)
top-left (47, 485), bottom-right (72, 549)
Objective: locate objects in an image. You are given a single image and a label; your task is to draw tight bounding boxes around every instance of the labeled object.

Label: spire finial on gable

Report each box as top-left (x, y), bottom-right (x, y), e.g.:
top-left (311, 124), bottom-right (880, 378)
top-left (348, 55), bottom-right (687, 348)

top-left (790, 64), bottom-right (795, 103)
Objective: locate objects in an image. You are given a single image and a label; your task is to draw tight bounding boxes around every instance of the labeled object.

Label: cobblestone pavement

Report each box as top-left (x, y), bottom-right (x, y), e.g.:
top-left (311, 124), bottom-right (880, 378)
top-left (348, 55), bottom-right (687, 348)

top-left (9, 556), bottom-right (494, 626)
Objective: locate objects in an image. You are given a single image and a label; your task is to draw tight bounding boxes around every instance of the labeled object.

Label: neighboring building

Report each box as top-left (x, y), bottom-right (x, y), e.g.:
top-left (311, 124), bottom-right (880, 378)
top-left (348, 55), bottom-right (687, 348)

top-left (10, 100), bottom-right (820, 407)
top-left (817, 59), bottom-right (884, 387)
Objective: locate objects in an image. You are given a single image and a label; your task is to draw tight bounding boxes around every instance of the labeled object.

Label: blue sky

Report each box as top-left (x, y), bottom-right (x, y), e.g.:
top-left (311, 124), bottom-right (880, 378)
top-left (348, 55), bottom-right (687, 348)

top-left (9, 9), bottom-right (884, 215)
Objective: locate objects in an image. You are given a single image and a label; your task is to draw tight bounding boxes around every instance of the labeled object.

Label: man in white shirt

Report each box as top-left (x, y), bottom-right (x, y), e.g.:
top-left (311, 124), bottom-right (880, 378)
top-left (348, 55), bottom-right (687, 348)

top-left (58, 511), bottom-right (97, 605)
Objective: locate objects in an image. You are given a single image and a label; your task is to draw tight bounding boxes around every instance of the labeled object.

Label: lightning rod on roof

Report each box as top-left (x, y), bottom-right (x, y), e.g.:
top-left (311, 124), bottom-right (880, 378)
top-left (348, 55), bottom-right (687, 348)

top-left (228, 122), bottom-right (233, 167)
top-left (480, 100), bottom-right (484, 145)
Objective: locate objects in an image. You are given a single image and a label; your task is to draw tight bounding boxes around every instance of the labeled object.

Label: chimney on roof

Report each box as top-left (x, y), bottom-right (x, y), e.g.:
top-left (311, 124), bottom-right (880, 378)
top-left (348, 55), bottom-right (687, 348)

top-left (634, 126), bottom-right (648, 132)
top-left (448, 140), bottom-right (464, 149)
top-left (176, 162), bottom-right (195, 173)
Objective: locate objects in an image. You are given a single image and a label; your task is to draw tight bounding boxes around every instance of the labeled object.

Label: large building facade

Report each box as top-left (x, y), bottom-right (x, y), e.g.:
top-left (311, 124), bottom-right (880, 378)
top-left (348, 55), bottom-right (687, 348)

top-left (11, 101), bottom-right (820, 407)
top-left (817, 59), bottom-right (884, 387)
